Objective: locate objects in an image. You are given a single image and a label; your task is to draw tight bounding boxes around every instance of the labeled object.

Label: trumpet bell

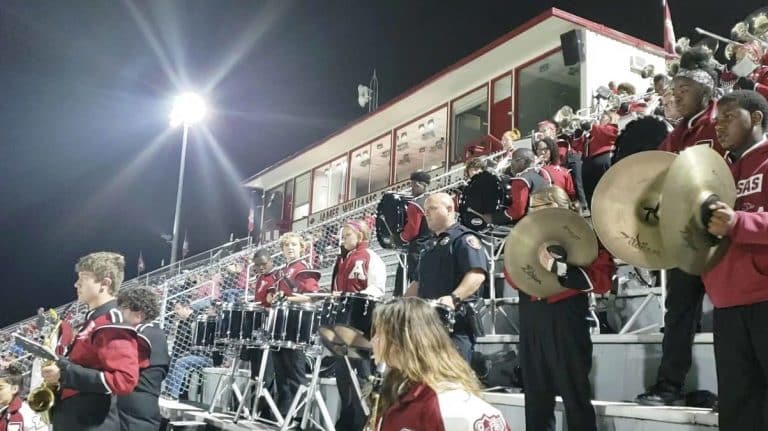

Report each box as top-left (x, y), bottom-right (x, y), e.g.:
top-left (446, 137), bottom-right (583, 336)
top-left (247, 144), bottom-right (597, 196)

top-left (731, 21), bottom-right (750, 42)
top-left (752, 12), bottom-right (768, 38)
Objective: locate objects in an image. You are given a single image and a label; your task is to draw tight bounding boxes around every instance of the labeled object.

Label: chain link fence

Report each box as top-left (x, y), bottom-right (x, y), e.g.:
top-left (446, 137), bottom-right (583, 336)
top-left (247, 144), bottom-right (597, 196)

top-left (0, 147), bottom-right (512, 402)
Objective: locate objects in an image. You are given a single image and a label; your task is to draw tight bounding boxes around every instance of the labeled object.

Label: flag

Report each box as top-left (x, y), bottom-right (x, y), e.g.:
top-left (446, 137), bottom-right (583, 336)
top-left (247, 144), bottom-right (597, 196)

top-left (663, 0), bottom-right (676, 55)
top-left (247, 206), bottom-right (255, 234)
top-left (137, 251), bottom-right (146, 274)
top-left (182, 231), bottom-right (189, 258)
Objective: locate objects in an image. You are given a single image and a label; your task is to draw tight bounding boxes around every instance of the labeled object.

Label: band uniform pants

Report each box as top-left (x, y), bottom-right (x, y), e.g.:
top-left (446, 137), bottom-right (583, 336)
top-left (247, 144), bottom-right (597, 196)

top-left (581, 153), bottom-right (612, 210)
top-left (713, 300), bottom-right (768, 431)
top-left (273, 349), bottom-right (308, 416)
top-left (333, 356), bottom-right (372, 431)
top-left (519, 292), bottom-right (597, 431)
top-left (657, 269), bottom-right (705, 389)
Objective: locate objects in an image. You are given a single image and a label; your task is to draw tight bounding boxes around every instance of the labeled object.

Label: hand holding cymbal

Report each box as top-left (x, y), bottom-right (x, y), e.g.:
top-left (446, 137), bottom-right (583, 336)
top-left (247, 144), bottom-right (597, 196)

top-left (659, 145), bottom-right (736, 275)
top-left (503, 208), bottom-right (597, 298)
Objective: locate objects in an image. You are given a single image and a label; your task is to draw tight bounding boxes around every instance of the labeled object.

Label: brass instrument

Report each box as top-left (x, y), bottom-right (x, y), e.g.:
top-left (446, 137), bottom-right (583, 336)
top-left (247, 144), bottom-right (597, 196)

top-left (365, 363), bottom-right (387, 431)
top-left (27, 309), bottom-right (62, 423)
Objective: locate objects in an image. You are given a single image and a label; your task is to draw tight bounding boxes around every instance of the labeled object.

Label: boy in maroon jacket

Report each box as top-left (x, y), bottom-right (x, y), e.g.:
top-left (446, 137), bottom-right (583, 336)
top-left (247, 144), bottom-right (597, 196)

top-left (41, 252), bottom-right (140, 431)
top-left (703, 90), bottom-right (768, 431)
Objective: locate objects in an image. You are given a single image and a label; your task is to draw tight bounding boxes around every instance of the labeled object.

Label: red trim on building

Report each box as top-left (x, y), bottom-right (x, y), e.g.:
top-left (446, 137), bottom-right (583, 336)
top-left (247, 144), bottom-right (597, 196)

top-left (244, 8), bottom-right (667, 185)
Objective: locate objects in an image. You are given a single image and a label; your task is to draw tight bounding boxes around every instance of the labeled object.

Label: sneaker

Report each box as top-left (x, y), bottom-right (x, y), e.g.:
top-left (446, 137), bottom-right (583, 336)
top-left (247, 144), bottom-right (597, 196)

top-left (635, 382), bottom-right (685, 406)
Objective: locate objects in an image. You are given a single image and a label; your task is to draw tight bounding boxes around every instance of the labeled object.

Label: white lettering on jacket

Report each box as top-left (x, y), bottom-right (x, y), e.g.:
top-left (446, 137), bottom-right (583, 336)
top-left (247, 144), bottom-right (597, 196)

top-left (736, 173), bottom-right (763, 198)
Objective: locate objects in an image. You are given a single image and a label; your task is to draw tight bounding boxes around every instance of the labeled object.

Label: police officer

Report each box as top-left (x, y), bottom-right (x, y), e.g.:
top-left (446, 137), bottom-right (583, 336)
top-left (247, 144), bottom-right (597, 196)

top-left (406, 192), bottom-right (489, 362)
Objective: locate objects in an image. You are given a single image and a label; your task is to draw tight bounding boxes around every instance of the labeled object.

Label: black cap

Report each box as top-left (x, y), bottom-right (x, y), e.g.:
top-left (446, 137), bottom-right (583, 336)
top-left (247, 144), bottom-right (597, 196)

top-left (410, 170), bottom-right (431, 184)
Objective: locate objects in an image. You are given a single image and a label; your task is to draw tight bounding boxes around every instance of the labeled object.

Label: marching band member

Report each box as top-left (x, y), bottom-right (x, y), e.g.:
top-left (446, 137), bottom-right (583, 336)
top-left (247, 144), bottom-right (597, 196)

top-left (394, 171), bottom-right (432, 296)
top-left (495, 129), bottom-right (521, 173)
top-left (267, 232), bottom-right (320, 418)
top-left (41, 252), bottom-right (139, 430)
top-left (330, 220), bottom-right (386, 430)
top-left (116, 286), bottom-right (169, 431)
top-left (581, 110), bottom-right (619, 210)
top-left (464, 157), bottom-right (486, 180)
top-left (489, 148), bottom-right (546, 225)
top-left (534, 137), bottom-right (577, 201)
top-left (0, 364), bottom-right (46, 431)
top-left (406, 193), bottom-right (488, 363)
top-left (253, 249), bottom-right (280, 306)
top-left (703, 90), bottom-right (768, 430)
top-left (372, 297), bottom-right (510, 431)
top-left (637, 47), bottom-right (725, 407)
top-left (505, 186), bottom-right (615, 431)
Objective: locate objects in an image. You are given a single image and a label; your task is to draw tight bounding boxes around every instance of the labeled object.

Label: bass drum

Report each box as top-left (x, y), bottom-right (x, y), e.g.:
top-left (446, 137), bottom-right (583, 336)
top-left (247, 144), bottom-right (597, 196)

top-left (375, 192), bottom-right (412, 249)
top-left (458, 171), bottom-right (510, 231)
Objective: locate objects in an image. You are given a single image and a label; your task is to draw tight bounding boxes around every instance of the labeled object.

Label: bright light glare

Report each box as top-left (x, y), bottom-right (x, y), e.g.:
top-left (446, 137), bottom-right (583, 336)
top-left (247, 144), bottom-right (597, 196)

top-left (170, 92), bottom-right (207, 127)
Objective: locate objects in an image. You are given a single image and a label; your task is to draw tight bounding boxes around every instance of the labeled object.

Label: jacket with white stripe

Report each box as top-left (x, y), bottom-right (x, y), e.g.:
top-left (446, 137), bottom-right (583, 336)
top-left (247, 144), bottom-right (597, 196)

top-left (52, 299), bottom-right (140, 431)
top-left (118, 322), bottom-right (169, 431)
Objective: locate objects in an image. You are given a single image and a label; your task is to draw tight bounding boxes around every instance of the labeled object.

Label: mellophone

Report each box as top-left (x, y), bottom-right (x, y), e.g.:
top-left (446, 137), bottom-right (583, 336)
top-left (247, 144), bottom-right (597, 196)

top-left (191, 293), bottom-right (456, 356)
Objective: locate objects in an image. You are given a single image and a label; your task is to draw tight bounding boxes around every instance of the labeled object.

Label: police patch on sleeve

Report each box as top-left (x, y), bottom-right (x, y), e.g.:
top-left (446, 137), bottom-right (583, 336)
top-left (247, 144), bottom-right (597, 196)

top-left (465, 235), bottom-right (481, 249)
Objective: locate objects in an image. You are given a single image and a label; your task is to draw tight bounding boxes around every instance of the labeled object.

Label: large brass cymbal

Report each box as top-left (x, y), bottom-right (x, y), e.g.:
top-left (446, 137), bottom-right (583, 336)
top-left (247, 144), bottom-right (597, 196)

top-left (503, 208), bottom-right (597, 298)
top-left (591, 151), bottom-right (677, 269)
top-left (659, 145), bottom-right (736, 275)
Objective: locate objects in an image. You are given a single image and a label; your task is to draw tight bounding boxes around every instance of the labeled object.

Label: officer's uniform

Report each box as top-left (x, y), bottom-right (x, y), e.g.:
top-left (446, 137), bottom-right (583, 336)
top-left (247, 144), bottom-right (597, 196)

top-left (417, 222), bottom-right (489, 362)
top-left (118, 322), bottom-right (170, 431)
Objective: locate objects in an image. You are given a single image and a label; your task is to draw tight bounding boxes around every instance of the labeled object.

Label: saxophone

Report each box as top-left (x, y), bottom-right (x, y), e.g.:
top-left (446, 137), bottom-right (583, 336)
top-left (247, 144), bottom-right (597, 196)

top-left (27, 309), bottom-right (62, 423)
top-left (365, 363), bottom-right (387, 431)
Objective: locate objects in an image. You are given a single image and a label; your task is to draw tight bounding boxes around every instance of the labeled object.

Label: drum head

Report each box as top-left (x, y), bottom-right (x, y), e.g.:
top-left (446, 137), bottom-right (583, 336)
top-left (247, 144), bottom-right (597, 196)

top-left (460, 171), bottom-right (505, 230)
top-left (376, 193), bottom-right (410, 249)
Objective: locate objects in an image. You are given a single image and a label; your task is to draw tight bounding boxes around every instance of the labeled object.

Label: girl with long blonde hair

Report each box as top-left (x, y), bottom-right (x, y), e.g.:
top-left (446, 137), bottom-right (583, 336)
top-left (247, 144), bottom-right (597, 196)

top-left (371, 297), bottom-right (510, 431)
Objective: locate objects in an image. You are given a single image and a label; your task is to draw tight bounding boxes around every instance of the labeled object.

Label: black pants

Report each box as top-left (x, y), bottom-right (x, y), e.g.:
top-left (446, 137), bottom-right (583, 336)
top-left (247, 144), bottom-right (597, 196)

top-left (333, 357), bottom-right (372, 431)
top-left (581, 153), bottom-right (612, 210)
top-left (713, 301), bottom-right (768, 431)
top-left (566, 156), bottom-right (588, 209)
top-left (519, 293), bottom-right (596, 431)
top-left (246, 347), bottom-right (275, 387)
top-left (657, 269), bottom-right (705, 388)
top-left (273, 349), bottom-right (308, 416)
top-left (393, 250), bottom-right (420, 297)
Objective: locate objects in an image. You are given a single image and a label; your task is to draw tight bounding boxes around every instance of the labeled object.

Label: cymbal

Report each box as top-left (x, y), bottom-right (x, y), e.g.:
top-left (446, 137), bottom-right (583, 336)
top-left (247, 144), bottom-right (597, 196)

top-left (503, 208), bottom-right (598, 298)
top-left (591, 151), bottom-right (677, 269)
top-left (660, 145), bottom-right (736, 275)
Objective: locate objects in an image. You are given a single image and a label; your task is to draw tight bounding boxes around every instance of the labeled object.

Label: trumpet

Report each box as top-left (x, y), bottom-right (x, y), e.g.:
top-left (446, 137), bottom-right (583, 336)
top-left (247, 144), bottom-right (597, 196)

top-left (28, 309), bottom-right (62, 424)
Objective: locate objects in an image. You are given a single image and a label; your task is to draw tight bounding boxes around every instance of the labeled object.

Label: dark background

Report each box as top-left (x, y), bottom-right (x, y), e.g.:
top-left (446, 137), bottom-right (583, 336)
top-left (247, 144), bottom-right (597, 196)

top-left (0, 0), bottom-right (757, 326)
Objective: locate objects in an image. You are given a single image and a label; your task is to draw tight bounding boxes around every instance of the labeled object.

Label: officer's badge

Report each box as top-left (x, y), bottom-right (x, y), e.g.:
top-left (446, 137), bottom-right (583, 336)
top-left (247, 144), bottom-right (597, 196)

top-left (465, 235), bottom-right (481, 250)
top-left (439, 236), bottom-right (451, 246)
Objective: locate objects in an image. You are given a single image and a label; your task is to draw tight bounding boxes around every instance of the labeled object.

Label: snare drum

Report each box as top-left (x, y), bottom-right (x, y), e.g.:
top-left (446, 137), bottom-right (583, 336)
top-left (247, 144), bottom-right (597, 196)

top-left (266, 303), bottom-right (319, 349)
top-left (332, 293), bottom-right (382, 351)
top-left (428, 301), bottom-right (456, 333)
top-left (216, 303), bottom-right (269, 345)
top-left (192, 315), bottom-right (218, 352)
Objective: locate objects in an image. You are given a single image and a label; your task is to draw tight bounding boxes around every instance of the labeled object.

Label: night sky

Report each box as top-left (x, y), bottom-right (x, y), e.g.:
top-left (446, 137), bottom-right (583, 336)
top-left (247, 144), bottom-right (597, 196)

top-left (0, 0), bottom-right (757, 326)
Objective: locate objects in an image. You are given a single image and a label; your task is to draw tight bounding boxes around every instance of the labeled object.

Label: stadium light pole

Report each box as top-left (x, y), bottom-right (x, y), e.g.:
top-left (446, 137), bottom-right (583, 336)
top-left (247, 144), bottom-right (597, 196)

top-left (168, 92), bottom-right (206, 264)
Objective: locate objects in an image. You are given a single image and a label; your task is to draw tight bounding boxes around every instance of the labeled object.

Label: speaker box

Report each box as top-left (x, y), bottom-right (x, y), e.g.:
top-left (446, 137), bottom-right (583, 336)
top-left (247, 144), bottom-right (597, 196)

top-left (560, 29), bottom-right (586, 66)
